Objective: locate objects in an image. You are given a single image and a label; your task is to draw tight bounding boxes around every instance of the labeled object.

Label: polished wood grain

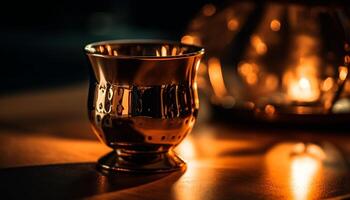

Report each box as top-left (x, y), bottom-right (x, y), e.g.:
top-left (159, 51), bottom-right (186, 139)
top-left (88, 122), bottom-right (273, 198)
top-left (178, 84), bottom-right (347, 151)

top-left (0, 84), bottom-right (349, 200)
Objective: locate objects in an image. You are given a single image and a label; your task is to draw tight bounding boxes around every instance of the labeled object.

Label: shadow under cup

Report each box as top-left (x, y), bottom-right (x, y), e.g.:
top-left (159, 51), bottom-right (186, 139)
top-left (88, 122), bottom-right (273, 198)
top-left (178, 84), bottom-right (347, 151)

top-left (85, 40), bottom-right (204, 173)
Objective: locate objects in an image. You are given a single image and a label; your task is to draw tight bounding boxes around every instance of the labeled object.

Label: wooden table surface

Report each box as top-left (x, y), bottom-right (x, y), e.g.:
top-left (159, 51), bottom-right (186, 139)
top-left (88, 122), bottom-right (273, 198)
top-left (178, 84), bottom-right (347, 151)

top-left (0, 84), bottom-right (350, 200)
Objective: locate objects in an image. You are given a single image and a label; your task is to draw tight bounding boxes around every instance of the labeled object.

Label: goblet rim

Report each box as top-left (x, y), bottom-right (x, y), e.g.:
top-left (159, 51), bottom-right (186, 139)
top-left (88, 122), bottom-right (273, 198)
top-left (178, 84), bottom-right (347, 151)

top-left (84, 39), bottom-right (205, 60)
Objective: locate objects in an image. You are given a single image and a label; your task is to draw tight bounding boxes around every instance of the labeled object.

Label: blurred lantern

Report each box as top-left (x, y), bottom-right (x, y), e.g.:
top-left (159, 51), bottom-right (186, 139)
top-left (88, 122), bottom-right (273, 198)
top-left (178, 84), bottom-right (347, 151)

top-left (183, 0), bottom-right (350, 124)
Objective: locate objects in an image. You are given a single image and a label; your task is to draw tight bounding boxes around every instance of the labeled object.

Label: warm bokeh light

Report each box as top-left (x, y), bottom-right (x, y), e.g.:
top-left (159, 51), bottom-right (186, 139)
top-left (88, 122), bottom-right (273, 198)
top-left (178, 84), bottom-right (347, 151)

top-left (250, 35), bottom-right (267, 55)
top-left (227, 18), bottom-right (239, 31)
top-left (344, 55), bottom-right (350, 64)
top-left (238, 62), bottom-right (259, 85)
top-left (264, 104), bottom-right (275, 116)
top-left (270, 19), bottom-right (281, 31)
top-left (288, 77), bottom-right (320, 102)
top-left (344, 80), bottom-right (350, 92)
top-left (282, 34), bottom-right (322, 103)
top-left (321, 77), bottom-right (334, 92)
top-left (345, 42), bottom-right (350, 51)
top-left (284, 57), bottom-right (320, 102)
top-left (338, 66), bottom-right (348, 81)
top-left (202, 4), bottom-right (216, 17)
top-left (181, 35), bottom-right (201, 45)
top-left (244, 101), bottom-right (255, 110)
top-left (208, 57), bottom-right (228, 98)
top-left (332, 98), bottom-right (350, 113)
top-left (265, 74), bottom-right (279, 91)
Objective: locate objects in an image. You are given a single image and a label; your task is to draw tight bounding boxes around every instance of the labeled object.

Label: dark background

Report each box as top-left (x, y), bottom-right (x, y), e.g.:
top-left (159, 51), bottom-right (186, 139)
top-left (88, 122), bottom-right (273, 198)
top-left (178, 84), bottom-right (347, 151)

top-left (0, 0), bottom-right (220, 94)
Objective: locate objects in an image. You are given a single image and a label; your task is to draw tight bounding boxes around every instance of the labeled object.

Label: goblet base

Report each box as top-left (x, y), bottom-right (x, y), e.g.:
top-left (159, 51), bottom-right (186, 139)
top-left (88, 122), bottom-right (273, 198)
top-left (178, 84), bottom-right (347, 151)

top-left (97, 150), bottom-right (186, 173)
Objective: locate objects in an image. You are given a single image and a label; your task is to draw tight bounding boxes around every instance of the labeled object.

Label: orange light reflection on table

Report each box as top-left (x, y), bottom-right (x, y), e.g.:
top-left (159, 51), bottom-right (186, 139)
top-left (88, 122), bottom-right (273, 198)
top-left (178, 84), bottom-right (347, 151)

top-left (291, 155), bottom-right (320, 200)
top-left (265, 143), bottom-right (325, 200)
top-left (173, 130), bottom-right (265, 200)
top-left (173, 135), bottom-right (215, 200)
top-left (175, 136), bottom-right (196, 160)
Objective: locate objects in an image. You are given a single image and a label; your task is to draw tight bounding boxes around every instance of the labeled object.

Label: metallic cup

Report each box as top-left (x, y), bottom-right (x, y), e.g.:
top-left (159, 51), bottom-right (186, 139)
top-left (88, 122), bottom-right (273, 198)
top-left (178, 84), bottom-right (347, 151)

top-left (85, 40), bottom-right (204, 172)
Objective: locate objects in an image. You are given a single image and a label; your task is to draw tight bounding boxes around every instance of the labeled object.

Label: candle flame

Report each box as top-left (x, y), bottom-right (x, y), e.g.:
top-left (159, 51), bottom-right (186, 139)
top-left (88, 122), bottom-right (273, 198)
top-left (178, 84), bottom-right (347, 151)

top-left (284, 55), bottom-right (320, 102)
top-left (288, 76), bottom-right (320, 102)
top-left (299, 77), bottom-right (311, 90)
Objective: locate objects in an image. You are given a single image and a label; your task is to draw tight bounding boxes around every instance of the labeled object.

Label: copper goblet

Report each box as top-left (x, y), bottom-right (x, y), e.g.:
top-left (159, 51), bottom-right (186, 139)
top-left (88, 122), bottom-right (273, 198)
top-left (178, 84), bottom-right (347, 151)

top-left (85, 40), bottom-right (204, 173)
